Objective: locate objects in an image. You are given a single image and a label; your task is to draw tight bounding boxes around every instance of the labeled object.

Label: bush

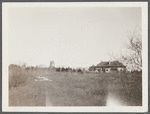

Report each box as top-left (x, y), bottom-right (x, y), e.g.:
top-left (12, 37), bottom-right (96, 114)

top-left (9, 65), bottom-right (28, 89)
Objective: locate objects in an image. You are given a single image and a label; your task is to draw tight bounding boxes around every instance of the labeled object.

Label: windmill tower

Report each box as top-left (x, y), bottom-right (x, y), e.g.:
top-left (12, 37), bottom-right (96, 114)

top-left (50, 61), bottom-right (55, 69)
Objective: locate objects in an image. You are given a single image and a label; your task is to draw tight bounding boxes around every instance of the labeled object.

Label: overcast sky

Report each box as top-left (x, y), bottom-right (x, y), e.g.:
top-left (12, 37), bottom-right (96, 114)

top-left (8, 7), bottom-right (141, 68)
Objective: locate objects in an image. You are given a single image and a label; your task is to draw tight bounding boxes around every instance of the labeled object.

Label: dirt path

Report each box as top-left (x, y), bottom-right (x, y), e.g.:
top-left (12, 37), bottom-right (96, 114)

top-left (46, 81), bottom-right (53, 106)
top-left (46, 89), bottom-right (53, 106)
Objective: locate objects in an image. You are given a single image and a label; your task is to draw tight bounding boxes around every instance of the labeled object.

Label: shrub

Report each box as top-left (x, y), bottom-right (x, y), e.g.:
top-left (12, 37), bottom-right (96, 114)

top-left (9, 65), bottom-right (28, 89)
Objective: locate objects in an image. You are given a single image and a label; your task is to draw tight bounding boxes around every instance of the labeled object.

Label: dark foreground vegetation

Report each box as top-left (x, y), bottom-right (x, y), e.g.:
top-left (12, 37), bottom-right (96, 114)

top-left (9, 64), bottom-right (142, 106)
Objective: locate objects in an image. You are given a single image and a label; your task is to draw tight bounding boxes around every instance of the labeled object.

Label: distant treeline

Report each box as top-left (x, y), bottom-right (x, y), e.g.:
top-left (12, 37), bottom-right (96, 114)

top-left (9, 64), bottom-right (87, 73)
top-left (55, 67), bottom-right (84, 73)
top-left (9, 64), bottom-right (141, 75)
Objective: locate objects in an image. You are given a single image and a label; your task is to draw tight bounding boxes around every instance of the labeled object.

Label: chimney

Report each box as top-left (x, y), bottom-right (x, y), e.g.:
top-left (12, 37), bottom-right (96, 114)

top-left (109, 60), bottom-right (111, 65)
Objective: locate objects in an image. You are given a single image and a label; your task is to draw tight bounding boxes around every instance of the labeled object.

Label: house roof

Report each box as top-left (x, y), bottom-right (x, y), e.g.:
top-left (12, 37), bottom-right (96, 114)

top-left (90, 61), bottom-right (125, 68)
top-left (97, 61), bottom-right (109, 66)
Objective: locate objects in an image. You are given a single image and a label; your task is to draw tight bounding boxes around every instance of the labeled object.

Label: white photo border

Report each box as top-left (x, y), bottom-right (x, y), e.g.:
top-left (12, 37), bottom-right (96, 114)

top-left (2, 2), bottom-right (148, 112)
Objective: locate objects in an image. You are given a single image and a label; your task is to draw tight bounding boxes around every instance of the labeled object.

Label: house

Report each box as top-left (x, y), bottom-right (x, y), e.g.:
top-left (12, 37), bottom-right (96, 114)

top-left (89, 61), bottom-right (126, 73)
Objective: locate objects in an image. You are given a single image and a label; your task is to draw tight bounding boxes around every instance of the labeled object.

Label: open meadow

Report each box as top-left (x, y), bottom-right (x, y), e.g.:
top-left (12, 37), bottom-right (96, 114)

top-left (9, 65), bottom-right (142, 106)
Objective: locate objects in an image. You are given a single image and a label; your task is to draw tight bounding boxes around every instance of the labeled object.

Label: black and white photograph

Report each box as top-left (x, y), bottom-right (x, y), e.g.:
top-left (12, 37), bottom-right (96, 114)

top-left (2, 2), bottom-right (148, 112)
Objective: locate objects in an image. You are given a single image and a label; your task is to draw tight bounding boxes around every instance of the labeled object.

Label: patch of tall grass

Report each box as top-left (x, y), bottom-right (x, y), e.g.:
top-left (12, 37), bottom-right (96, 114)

top-left (9, 65), bottom-right (28, 88)
top-left (9, 65), bottom-right (53, 89)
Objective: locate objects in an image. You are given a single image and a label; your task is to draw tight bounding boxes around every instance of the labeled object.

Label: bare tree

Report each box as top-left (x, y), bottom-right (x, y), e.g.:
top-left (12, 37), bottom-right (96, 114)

top-left (108, 27), bottom-right (142, 71)
top-left (121, 27), bottom-right (142, 71)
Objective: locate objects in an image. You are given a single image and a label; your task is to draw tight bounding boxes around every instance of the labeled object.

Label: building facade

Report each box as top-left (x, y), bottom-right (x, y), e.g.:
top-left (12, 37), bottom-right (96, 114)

top-left (89, 61), bottom-right (126, 73)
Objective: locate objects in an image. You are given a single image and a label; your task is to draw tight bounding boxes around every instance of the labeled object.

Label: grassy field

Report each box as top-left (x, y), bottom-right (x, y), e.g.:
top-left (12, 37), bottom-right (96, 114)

top-left (9, 66), bottom-right (142, 106)
top-left (9, 67), bottom-right (47, 106)
top-left (46, 72), bottom-right (108, 106)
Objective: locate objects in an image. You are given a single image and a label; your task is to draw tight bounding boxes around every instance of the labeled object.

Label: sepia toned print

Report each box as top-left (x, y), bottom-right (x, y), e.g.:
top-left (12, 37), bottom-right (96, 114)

top-left (3, 2), bottom-right (148, 112)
